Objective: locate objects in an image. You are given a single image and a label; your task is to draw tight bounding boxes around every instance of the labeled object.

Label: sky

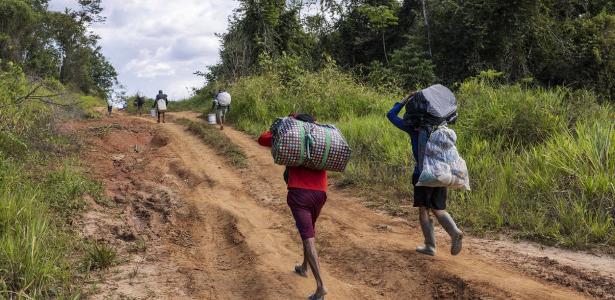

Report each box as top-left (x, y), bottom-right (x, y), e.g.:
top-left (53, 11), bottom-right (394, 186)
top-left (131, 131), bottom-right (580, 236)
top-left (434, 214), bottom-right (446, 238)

top-left (48, 0), bottom-right (240, 100)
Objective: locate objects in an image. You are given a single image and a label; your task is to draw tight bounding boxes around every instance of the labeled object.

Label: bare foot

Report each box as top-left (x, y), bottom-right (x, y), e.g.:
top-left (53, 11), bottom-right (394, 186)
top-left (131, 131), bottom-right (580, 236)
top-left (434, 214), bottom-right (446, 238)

top-left (294, 265), bottom-right (308, 277)
top-left (308, 287), bottom-right (328, 300)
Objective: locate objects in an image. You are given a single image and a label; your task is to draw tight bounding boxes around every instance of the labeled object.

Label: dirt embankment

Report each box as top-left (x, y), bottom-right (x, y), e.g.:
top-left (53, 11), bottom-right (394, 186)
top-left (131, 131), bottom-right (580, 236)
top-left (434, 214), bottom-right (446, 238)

top-left (68, 112), bottom-right (615, 299)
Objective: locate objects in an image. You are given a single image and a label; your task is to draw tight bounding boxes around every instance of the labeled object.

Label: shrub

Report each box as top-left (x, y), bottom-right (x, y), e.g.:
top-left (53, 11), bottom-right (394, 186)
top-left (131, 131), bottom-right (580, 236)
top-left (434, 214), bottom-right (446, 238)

top-left (84, 242), bottom-right (117, 271)
top-left (457, 79), bottom-right (567, 149)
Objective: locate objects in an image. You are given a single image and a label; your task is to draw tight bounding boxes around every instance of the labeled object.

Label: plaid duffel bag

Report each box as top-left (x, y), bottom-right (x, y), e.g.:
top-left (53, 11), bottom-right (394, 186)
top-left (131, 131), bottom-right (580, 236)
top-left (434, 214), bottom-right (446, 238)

top-left (270, 117), bottom-right (351, 172)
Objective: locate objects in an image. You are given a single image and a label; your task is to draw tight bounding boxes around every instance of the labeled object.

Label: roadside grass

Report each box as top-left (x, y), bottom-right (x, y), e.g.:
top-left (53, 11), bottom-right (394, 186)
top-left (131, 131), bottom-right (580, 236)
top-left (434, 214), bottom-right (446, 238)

top-left (202, 67), bottom-right (615, 249)
top-left (175, 118), bottom-right (248, 168)
top-left (0, 63), bottom-right (106, 298)
top-left (83, 242), bottom-right (117, 271)
top-left (0, 157), bottom-right (101, 298)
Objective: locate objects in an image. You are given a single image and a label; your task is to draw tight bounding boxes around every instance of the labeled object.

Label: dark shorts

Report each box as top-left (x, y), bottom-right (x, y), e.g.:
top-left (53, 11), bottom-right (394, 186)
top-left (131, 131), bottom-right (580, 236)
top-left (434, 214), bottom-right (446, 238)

top-left (413, 174), bottom-right (448, 210)
top-left (287, 188), bottom-right (327, 240)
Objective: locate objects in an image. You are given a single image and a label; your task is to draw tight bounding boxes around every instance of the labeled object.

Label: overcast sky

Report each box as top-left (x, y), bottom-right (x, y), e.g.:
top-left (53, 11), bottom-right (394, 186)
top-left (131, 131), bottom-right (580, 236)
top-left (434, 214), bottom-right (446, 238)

top-left (49, 0), bottom-right (239, 100)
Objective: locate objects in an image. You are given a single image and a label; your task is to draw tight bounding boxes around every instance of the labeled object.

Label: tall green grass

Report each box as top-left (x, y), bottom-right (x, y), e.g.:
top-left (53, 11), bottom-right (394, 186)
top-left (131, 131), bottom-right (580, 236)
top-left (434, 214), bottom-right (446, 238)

top-left (0, 63), bottom-right (103, 297)
top-left (206, 67), bottom-right (615, 248)
top-left (0, 160), bottom-right (99, 298)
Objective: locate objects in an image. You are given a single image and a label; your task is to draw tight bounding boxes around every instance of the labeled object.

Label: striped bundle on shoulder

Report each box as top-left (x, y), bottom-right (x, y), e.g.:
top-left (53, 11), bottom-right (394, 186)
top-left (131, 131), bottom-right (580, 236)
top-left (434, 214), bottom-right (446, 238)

top-left (270, 117), bottom-right (352, 172)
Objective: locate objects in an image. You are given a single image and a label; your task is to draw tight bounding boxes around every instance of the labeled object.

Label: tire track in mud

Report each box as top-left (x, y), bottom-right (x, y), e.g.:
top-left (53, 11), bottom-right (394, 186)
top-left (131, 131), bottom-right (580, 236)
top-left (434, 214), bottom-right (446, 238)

top-left (168, 111), bottom-right (592, 299)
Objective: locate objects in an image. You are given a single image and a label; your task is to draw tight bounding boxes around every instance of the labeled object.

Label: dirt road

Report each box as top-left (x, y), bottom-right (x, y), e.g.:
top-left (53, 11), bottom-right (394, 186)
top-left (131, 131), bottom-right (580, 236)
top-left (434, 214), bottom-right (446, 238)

top-left (71, 111), bottom-right (615, 299)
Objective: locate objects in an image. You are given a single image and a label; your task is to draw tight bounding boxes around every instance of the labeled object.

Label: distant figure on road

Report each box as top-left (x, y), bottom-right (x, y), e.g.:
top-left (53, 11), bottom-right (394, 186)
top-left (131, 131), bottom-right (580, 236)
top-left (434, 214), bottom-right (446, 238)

top-left (211, 90), bottom-right (231, 130)
top-left (135, 93), bottom-right (145, 116)
top-left (153, 90), bottom-right (168, 123)
top-left (387, 92), bottom-right (463, 257)
top-left (107, 98), bottom-right (113, 116)
top-left (258, 113), bottom-right (328, 300)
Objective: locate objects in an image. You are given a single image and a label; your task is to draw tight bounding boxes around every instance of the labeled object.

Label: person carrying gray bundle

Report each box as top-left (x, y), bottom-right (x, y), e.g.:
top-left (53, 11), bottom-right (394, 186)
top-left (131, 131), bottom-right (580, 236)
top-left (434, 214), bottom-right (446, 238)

top-left (211, 90), bottom-right (231, 130)
top-left (387, 84), bottom-right (466, 257)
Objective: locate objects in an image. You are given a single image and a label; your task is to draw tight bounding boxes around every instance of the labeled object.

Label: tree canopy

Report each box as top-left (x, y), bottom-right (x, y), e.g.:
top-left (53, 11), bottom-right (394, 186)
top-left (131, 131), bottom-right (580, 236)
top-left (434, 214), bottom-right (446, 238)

top-left (0, 0), bottom-right (117, 98)
top-left (207, 0), bottom-right (614, 99)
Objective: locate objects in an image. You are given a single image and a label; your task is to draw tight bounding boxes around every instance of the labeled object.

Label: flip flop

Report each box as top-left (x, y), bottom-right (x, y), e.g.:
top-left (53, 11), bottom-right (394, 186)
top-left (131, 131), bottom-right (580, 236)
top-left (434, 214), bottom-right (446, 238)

top-left (308, 294), bottom-right (325, 300)
top-left (294, 265), bottom-right (308, 278)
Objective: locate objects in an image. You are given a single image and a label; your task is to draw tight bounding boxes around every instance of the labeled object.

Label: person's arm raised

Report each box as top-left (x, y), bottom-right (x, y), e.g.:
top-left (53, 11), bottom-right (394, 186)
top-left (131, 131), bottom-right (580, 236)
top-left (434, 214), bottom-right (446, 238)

top-left (387, 93), bottom-right (416, 133)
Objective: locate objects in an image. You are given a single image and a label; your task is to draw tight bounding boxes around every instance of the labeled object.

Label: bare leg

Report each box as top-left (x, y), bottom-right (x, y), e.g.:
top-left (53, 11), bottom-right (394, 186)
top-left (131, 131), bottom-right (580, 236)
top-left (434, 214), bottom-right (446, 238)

top-left (162, 112), bottom-right (165, 123)
top-left (432, 209), bottom-right (463, 255)
top-left (302, 245), bottom-right (308, 271)
top-left (294, 246), bottom-right (309, 277)
top-left (302, 238), bottom-right (327, 298)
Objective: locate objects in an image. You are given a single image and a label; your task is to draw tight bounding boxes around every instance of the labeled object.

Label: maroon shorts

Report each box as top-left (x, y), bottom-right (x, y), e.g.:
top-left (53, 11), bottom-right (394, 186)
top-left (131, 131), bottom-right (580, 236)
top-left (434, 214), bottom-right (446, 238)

top-left (287, 188), bottom-right (327, 240)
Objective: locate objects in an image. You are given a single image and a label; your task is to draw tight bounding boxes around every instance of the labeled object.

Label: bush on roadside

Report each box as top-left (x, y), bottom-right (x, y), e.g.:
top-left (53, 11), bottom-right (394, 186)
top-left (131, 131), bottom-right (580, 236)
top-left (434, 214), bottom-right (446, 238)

top-left (0, 61), bottom-right (103, 298)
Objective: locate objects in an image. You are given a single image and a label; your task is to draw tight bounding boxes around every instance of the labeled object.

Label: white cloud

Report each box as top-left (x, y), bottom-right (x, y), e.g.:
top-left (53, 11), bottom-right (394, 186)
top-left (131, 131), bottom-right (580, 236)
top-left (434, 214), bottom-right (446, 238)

top-left (48, 0), bottom-right (239, 99)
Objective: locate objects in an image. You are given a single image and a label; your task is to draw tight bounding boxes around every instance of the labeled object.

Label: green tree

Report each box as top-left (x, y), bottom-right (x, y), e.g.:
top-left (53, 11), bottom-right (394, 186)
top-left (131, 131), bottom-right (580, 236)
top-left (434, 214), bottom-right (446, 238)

top-left (357, 4), bottom-right (399, 64)
top-left (0, 0), bottom-right (117, 98)
top-left (389, 39), bottom-right (436, 90)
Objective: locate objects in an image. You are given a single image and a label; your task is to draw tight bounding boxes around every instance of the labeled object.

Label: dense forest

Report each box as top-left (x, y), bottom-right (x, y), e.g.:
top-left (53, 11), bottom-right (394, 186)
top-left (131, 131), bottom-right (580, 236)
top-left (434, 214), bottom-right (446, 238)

top-left (205, 0), bottom-right (614, 99)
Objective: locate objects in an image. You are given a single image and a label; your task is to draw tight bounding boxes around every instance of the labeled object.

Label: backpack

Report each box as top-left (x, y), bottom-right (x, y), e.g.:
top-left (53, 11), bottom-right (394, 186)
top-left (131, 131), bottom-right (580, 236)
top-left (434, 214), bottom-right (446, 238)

top-left (403, 84), bottom-right (457, 128)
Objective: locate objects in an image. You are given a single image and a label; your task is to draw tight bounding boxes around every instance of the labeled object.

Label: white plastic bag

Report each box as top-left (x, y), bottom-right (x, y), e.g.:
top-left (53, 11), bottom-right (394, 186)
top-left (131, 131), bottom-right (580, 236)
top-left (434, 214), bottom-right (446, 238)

top-left (416, 126), bottom-right (470, 190)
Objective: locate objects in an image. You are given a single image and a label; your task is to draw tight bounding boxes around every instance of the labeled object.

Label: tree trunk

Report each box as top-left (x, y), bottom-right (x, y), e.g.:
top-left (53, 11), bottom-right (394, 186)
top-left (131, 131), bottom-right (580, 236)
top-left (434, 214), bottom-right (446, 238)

top-left (422, 0), bottom-right (433, 58)
top-left (382, 31), bottom-right (389, 65)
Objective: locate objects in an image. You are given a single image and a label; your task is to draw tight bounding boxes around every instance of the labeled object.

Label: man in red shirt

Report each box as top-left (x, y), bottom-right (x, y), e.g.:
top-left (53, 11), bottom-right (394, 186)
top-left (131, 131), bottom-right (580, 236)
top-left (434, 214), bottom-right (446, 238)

top-left (258, 114), bottom-right (328, 300)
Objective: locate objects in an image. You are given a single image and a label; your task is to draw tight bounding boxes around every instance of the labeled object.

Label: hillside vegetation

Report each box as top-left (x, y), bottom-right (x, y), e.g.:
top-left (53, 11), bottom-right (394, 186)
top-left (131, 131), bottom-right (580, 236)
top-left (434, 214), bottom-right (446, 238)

top-left (0, 0), bottom-right (118, 297)
top-left (0, 61), bottom-right (107, 298)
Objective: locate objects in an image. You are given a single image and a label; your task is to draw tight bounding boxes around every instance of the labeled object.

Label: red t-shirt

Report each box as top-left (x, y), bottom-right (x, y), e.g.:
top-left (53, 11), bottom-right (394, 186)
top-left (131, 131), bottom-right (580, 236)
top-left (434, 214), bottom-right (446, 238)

top-left (258, 131), bottom-right (328, 192)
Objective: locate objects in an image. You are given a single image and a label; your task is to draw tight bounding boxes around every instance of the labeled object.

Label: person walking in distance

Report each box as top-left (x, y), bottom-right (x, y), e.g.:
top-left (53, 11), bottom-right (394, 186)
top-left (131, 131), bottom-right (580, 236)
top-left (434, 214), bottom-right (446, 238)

top-left (106, 97), bottom-right (113, 116)
top-left (153, 90), bottom-right (168, 123)
top-left (387, 92), bottom-right (463, 257)
top-left (258, 113), bottom-right (328, 300)
top-left (135, 92), bottom-right (145, 116)
top-left (211, 90), bottom-right (231, 130)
